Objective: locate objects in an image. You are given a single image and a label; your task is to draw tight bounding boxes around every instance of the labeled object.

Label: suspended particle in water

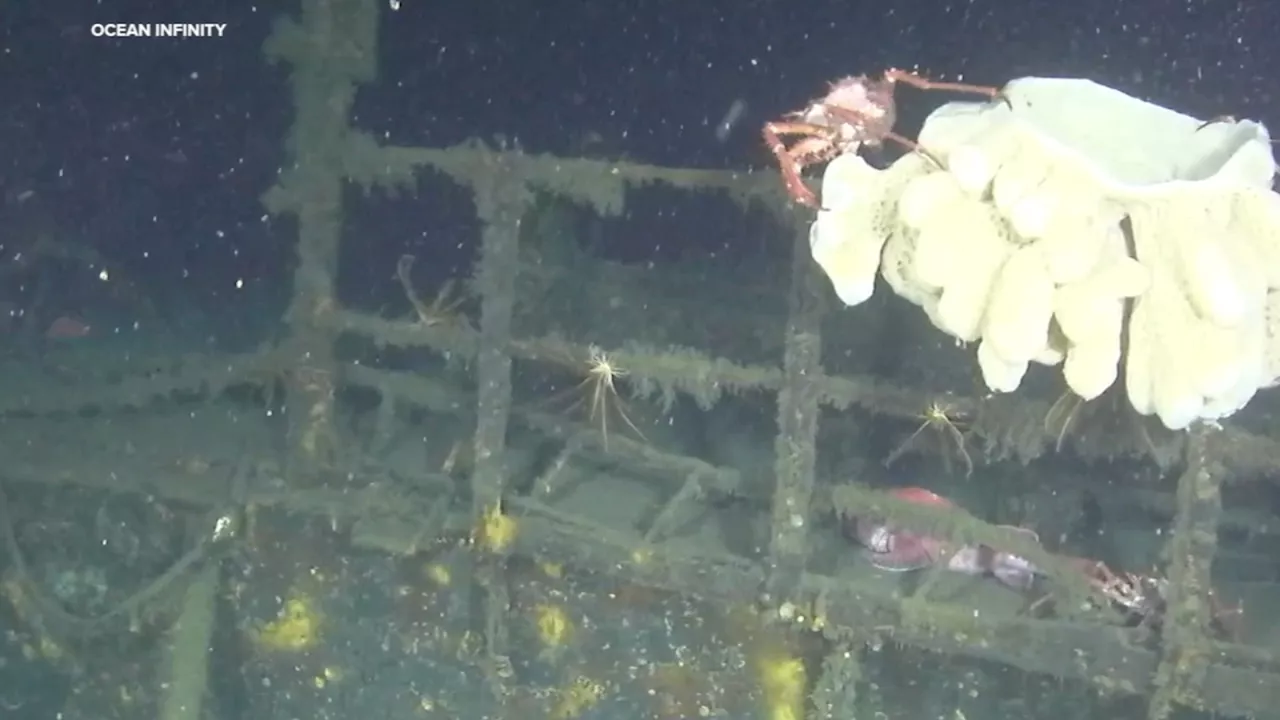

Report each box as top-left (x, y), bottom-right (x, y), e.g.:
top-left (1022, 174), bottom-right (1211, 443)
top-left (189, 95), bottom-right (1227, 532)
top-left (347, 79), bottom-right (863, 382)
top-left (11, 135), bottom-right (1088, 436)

top-left (714, 99), bottom-right (747, 143)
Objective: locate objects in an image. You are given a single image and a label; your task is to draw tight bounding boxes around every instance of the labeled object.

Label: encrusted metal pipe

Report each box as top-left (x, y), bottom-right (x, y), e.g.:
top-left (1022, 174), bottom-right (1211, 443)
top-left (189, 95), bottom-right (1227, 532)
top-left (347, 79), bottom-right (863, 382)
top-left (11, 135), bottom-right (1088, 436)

top-left (159, 563), bottom-right (221, 720)
top-left (767, 221), bottom-right (825, 601)
top-left (1148, 425), bottom-right (1223, 720)
top-left (468, 169), bottom-right (527, 522)
top-left (265, 0), bottom-right (378, 484)
top-left (467, 163), bottom-right (529, 700)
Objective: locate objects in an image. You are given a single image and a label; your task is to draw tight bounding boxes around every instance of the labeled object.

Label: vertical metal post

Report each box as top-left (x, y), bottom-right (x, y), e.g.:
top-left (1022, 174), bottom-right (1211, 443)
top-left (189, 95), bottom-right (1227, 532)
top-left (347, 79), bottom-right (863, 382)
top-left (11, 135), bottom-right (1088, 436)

top-left (466, 158), bottom-right (529, 699)
top-left (766, 220), bottom-right (825, 602)
top-left (266, 0), bottom-right (378, 484)
top-left (1148, 426), bottom-right (1223, 719)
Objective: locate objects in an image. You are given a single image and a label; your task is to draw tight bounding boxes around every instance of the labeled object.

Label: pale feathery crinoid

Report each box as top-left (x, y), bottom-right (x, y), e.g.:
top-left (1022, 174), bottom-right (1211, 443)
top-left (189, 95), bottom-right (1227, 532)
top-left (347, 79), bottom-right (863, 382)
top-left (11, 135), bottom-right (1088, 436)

top-left (1043, 389), bottom-right (1084, 454)
top-left (884, 398), bottom-right (973, 478)
top-left (545, 345), bottom-right (649, 451)
top-left (396, 253), bottom-right (468, 328)
top-left (1043, 387), bottom-right (1166, 461)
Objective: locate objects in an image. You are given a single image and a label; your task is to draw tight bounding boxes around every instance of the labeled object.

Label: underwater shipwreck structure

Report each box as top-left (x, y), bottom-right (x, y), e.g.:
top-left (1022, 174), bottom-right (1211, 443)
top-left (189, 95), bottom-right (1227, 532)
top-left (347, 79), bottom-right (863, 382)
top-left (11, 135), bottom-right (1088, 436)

top-left (6, 0), bottom-right (1280, 719)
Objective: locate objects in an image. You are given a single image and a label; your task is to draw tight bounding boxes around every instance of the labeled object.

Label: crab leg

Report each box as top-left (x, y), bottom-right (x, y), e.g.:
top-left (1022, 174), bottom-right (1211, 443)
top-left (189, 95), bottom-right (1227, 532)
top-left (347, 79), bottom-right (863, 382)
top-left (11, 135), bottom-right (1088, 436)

top-left (883, 68), bottom-right (1003, 99)
top-left (761, 121), bottom-right (839, 207)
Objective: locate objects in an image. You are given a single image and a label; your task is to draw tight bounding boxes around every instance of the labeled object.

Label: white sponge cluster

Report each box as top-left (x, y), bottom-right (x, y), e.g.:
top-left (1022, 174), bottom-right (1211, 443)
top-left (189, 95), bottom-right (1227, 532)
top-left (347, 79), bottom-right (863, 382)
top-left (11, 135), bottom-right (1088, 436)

top-left (808, 77), bottom-right (1280, 430)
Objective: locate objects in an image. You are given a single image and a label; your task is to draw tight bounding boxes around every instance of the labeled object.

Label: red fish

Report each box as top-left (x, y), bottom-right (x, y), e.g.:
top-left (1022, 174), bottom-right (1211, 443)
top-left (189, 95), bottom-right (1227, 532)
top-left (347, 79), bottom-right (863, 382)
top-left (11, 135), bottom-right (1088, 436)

top-left (850, 486), bottom-right (1041, 590)
top-left (45, 316), bottom-right (91, 339)
top-left (850, 487), bottom-right (952, 571)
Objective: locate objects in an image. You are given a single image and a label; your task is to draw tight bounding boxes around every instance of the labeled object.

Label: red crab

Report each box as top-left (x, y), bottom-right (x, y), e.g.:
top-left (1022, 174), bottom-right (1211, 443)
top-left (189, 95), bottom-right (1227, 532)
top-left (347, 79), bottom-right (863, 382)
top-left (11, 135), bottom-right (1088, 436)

top-left (761, 69), bottom-right (1003, 207)
top-left (1034, 557), bottom-right (1242, 640)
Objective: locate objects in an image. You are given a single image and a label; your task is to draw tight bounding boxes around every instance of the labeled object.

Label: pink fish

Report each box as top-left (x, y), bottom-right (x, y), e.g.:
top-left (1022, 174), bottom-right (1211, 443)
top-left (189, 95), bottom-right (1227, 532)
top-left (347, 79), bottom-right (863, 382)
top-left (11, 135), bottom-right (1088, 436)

top-left (849, 487), bottom-right (1042, 590)
top-left (45, 315), bottom-right (91, 339)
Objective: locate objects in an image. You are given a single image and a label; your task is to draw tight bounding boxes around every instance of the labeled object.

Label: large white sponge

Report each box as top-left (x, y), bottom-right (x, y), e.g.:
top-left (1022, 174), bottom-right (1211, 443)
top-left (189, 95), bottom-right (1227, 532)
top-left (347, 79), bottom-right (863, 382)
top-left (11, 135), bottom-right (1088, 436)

top-left (809, 154), bottom-right (926, 306)
top-left (808, 76), bottom-right (1280, 430)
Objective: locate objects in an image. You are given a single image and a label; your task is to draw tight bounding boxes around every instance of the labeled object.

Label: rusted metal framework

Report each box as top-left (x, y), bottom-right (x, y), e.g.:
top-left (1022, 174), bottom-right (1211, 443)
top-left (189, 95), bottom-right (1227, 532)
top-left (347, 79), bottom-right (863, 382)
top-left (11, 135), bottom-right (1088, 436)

top-left (2, 0), bottom-right (1280, 718)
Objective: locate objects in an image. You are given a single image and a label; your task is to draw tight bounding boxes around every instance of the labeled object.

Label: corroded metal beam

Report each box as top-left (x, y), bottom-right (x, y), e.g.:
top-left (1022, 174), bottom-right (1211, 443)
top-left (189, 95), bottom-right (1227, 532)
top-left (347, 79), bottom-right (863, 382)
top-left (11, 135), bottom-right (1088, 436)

top-left (1148, 426), bottom-right (1225, 719)
top-left (466, 161), bottom-right (531, 703)
top-left (767, 222), bottom-right (826, 602)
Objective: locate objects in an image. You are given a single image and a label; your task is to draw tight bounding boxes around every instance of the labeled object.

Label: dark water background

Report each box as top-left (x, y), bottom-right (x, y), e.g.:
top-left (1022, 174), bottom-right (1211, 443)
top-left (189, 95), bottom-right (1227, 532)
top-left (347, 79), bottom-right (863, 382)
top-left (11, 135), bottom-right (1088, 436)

top-left (1, 0), bottom-right (1274, 333)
